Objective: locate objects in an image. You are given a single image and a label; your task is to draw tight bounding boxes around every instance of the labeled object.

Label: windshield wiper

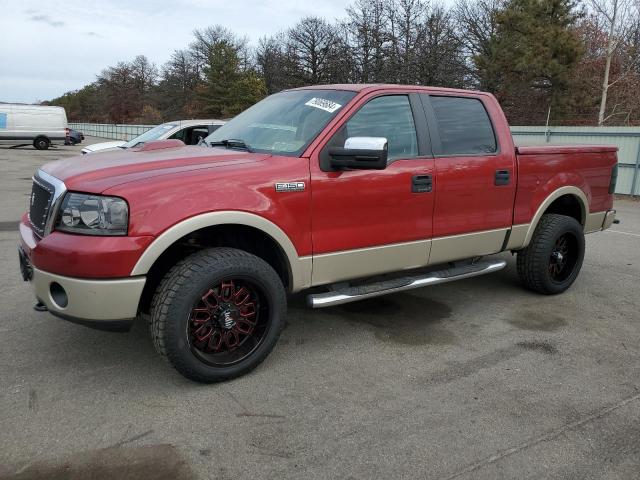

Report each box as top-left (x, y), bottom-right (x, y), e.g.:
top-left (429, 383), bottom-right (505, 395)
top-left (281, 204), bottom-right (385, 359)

top-left (210, 139), bottom-right (253, 153)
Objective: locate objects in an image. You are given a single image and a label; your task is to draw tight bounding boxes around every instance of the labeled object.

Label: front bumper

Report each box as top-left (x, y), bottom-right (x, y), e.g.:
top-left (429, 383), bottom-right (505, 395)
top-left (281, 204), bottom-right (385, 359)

top-left (20, 247), bottom-right (146, 330)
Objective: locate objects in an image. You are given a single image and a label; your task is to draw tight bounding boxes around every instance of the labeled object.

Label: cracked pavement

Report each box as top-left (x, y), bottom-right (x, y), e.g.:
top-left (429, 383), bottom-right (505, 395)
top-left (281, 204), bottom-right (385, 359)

top-left (1, 141), bottom-right (639, 479)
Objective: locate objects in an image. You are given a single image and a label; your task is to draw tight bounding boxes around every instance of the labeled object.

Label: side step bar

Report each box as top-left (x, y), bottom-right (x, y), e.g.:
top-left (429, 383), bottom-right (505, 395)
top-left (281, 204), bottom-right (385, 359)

top-left (307, 260), bottom-right (507, 308)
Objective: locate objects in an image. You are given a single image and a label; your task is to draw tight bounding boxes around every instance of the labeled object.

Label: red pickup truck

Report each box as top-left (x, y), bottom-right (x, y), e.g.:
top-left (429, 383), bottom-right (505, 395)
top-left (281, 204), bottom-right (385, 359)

top-left (19, 84), bottom-right (618, 382)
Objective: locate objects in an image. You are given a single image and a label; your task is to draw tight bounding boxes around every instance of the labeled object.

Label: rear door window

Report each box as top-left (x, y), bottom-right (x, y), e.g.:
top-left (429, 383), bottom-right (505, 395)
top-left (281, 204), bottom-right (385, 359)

top-left (426, 96), bottom-right (497, 156)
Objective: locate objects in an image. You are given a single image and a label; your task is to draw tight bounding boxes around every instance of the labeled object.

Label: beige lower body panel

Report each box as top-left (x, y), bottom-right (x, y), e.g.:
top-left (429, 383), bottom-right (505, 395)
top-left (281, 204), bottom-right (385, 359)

top-left (602, 210), bottom-right (616, 230)
top-left (585, 211), bottom-right (607, 234)
top-left (291, 256), bottom-right (313, 292)
top-left (311, 228), bottom-right (510, 286)
top-left (309, 210), bottom-right (614, 288)
top-left (32, 268), bottom-right (146, 321)
top-left (311, 240), bottom-right (431, 287)
top-left (428, 228), bottom-right (508, 265)
top-left (505, 224), bottom-right (530, 250)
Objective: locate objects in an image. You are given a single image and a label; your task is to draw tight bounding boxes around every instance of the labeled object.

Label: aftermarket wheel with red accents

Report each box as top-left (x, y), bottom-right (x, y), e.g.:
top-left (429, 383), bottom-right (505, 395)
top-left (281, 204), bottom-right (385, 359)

top-left (150, 247), bottom-right (286, 383)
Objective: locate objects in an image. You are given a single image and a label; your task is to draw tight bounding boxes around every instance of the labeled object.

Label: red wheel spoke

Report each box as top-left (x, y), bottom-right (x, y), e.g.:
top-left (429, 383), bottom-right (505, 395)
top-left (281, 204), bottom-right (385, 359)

top-left (239, 303), bottom-right (256, 317)
top-left (202, 289), bottom-right (219, 310)
top-left (224, 331), bottom-right (239, 349)
top-left (235, 319), bottom-right (254, 334)
top-left (194, 325), bottom-right (213, 342)
top-left (234, 287), bottom-right (251, 306)
top-left (192, 308), bottom-right (211, 323)
top-left (220, 281), bottom-right (235, 302)
top-left (207, 330), bottom-right (223, 351)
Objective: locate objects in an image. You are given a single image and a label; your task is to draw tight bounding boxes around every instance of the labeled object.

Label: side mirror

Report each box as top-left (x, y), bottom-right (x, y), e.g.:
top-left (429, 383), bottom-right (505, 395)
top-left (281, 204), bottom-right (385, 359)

top-left (328, 137), bottom-right (388, 170)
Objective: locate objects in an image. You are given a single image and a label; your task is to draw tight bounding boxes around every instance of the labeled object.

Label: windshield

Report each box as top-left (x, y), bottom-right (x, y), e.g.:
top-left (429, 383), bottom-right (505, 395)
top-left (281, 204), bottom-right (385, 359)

top-left (204, 89), bottom-right (357, 156)
top-left (122, 123), bottom-right (177, 148)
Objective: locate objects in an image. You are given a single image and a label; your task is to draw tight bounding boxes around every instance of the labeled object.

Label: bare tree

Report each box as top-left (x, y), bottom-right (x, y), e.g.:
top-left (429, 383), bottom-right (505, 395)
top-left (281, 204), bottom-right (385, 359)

top-left (130, 55), bottom-right (158, 98)
top-left (454, 0), bottom-right (504, 58)
top-left (345, 0), bottom-right (390, 82)
top-left (158, 49), bottom-right (201, 117)
top-left (287, 16), bottom-right (339, 84)
top-left (417, 5), bottom-right (467, 87)
top-left (96, 62), bottom-right (137, 122)
top-left (453, 0), bottom-right (505, 89)
top-left (387, 0), bottom-right (428, 83)
top-left (257, 34), bottom-right (303, 93)
top-left (588, 0), bottom-right (638, 124)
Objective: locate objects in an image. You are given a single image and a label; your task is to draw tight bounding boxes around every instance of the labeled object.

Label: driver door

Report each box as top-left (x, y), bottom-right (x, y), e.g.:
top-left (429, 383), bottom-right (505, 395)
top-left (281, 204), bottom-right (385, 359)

top-left (309, 93), bottom-right (435, 286)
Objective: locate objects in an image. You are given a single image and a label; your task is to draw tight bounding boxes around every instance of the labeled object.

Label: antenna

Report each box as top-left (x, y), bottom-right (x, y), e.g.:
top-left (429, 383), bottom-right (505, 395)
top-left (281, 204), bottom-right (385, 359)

top-left (545, 105), bottom-right (551, 143)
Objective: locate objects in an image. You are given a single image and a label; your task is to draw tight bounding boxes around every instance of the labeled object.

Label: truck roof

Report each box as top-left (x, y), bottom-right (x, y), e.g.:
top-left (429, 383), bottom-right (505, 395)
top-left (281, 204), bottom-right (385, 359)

top-left (290, 84), bottom-right (488, 96)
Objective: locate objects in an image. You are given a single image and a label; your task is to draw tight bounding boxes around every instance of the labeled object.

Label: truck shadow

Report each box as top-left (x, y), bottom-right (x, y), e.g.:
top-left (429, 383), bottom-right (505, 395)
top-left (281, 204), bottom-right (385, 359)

top-left (289, 291), bottom-right (456, 346)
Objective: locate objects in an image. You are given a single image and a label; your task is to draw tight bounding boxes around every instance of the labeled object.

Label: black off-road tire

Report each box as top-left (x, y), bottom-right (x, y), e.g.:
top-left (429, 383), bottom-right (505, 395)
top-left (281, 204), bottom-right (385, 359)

top-left (33, 136), bottom-right (50, 150)
top-left (516, 214), bottom-right (585, 295)
top-left (150, 247), bottom-right (287, 383)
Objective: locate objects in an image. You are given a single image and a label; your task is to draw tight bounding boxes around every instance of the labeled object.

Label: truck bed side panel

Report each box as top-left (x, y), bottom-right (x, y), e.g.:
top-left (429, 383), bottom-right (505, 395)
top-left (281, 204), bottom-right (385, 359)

top-left (513, 149), bottom-right (617, 226)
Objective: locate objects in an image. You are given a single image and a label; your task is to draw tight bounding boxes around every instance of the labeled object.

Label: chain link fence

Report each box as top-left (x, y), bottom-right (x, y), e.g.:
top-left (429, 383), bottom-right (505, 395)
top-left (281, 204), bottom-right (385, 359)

top-left (69, 123), bottom-right (155, 141)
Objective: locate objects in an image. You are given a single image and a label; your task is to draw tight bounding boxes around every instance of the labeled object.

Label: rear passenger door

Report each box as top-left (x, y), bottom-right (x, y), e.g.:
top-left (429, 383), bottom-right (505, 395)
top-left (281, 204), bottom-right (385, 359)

top-left (420, 94), bottom-right (516, 264)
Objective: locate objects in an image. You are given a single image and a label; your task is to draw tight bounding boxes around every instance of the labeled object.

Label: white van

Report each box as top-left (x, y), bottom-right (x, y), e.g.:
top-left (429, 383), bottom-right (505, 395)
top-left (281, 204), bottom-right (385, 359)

top-left (0, 104), bottom-right (68, 150)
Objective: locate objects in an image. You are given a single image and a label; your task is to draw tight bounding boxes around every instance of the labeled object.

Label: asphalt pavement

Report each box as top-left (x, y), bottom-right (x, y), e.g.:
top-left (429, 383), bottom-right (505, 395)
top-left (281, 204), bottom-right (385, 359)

top-left (0, 139), bottom-right (638, 479)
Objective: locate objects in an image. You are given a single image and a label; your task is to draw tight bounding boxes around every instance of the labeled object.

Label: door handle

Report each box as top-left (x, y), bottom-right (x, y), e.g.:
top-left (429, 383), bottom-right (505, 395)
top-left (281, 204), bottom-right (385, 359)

top-left (412, 174), bottom-right (432, 193)
top-left (495, 170), bottom-right (510, 186)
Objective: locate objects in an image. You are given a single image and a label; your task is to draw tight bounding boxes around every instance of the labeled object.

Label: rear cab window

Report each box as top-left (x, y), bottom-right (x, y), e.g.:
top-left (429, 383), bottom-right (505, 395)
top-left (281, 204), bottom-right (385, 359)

top-left (423, 95), bottom-right (497, 156)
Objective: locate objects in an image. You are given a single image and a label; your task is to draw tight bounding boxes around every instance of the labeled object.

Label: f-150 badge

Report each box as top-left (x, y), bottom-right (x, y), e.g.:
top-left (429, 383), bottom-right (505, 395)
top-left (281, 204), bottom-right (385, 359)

top-left (275, 182), bottom-right (305, 192)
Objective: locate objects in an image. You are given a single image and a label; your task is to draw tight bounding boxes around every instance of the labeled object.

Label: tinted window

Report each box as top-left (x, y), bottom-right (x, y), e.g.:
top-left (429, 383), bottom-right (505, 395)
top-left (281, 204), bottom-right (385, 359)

top-left (428, 96), bottom-right (497, 155)
top-left (345, 95), bottom-right (418, 161)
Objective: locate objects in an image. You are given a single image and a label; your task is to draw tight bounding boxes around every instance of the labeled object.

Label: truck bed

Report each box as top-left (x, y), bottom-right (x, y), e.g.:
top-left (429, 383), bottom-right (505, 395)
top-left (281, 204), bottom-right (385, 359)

top-left (513, 145), bottom-right (618, 226)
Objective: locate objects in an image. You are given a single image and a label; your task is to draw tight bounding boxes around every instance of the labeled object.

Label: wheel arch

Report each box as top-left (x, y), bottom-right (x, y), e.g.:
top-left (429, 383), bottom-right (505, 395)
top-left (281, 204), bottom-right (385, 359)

top-left (522, 186), bottom-right (588, 247)
top-left (132, 211), bottom-right (312, 294)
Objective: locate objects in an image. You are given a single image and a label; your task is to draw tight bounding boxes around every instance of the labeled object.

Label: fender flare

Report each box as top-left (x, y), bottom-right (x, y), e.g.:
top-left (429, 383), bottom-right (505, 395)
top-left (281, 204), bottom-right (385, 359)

top-left (522, 186), bottom-right (588, 247)
top-left (131, 211), bottom-right (312, 292)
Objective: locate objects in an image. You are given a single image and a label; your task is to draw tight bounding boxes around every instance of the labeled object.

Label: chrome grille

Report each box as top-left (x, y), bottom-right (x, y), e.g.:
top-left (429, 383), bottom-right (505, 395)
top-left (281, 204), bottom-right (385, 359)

top-left (28, 176), bottom-right (55, 237)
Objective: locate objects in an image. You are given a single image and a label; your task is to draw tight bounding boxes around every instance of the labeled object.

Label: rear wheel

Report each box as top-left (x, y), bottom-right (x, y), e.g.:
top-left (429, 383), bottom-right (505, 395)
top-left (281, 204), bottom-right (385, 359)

top-left (33, 137), bottom-right (50, 150)
top-left (516, 214), bottom-right (585, 294)
top-left (150, 248), bottom-right (287, 383)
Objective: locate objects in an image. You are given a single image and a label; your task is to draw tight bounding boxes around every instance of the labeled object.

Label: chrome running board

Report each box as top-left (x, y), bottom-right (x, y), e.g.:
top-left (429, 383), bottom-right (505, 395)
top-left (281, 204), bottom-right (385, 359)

top-left (307, 260), bottom-right (507, 308)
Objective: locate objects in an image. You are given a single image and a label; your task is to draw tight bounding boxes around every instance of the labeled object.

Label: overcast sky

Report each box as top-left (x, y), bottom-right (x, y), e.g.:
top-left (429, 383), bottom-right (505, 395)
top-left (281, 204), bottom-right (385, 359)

top-left (0, 0), bottom-right (352, 103)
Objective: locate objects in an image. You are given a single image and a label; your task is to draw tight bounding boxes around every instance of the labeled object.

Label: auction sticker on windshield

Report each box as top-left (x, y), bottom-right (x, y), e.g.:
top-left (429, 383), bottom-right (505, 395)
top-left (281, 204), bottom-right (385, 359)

top-left (305, 98), bottom-right (342, 113)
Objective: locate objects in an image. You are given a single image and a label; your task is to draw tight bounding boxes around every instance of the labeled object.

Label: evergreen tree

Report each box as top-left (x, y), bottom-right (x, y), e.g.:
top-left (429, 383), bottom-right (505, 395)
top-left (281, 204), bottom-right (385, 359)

top-left (474, 0), bottom-right (583, 123)
top-left (201, 41), bottom-right (266, 117)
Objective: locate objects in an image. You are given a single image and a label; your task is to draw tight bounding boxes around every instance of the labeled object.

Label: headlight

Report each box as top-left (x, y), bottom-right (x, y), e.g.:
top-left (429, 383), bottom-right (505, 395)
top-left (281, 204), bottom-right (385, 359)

top-left (56, 193), bottom-right (128, 236)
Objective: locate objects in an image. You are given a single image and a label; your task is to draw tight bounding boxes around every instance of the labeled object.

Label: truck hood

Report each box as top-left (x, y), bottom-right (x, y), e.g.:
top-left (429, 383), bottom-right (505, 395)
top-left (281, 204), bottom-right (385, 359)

top-left (42, 145), bottom-right (268, 193)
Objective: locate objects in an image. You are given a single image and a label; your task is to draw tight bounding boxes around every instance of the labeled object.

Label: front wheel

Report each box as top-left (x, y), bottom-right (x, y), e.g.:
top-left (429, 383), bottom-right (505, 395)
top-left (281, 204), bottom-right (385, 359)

top-left (516, 214), bottom-right (585, 295)
top-left (150, 248), bottom-right (287, 383)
